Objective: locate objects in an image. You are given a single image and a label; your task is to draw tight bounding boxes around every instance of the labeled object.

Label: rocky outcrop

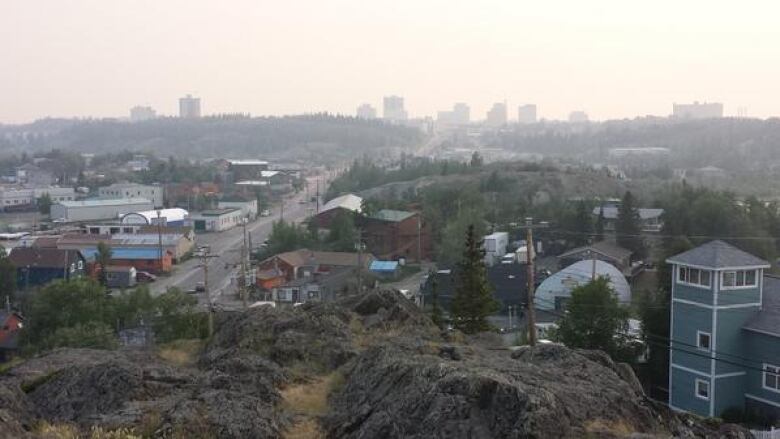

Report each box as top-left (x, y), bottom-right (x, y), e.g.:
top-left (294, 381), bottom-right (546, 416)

top-left (0, 290), bottom-right (753, 438)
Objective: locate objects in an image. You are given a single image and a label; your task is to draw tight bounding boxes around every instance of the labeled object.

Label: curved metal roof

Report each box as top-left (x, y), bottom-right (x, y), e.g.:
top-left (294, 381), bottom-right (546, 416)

top-left (534, 260), bottom-right (631, 310)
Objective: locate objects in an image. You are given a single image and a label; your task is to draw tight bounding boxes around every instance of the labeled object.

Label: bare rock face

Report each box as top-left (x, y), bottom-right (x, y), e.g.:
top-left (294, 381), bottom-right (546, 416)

top-left (0, 290), bottom-right (753, 438)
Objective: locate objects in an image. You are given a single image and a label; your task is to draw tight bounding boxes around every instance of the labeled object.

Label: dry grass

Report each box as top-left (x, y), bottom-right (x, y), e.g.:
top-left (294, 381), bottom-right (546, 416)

top-left (283, 418), bottom-right (325, 439)
top-left (34, 422), bottom-right (142, 439)
top-left (281, 371), bottom-right (345, 439)
top-left (157, 339), bottom-right (205, 367)
top-left (584, 419), bottom-right (637, 438)
top-left (281, 371), bottom-right (344, 416)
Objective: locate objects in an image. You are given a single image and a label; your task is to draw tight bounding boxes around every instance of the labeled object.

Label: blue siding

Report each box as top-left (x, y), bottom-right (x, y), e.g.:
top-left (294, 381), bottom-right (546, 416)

top-left (719, 288), bottom-right (761, 308)
top-left (672, 302), bottom-right (712, 373)
top-left (744, 331), bottom-right (780, 408)
top-left (16, 267), bottom-right (83, 287)
top-left (670, 368), bottom-right (711, 416)
top-left (715, 307), bottom-right (759, 375)
top-left (714, 375), bottom-right (746, 416)
top-left (674, 280), bottom-right (715, 306)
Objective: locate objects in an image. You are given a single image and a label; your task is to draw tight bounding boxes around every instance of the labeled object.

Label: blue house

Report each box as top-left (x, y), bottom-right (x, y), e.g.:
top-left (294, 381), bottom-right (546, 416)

top-left (667, 240), bottom-right (780, 420)
top-left (8, 247), bottom-right (86, 288)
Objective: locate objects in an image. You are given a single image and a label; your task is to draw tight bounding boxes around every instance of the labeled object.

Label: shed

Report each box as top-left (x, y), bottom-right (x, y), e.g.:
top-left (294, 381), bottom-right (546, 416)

top-left (369, 260), bottom-right (400, 278)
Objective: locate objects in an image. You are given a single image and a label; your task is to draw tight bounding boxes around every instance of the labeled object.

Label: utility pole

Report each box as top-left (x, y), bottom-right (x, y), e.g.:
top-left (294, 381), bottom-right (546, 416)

top-left (315, 178), bottom-right (320, 213)
top-left (417, 214), bottom-right (422, 263)
top-left (517, 218), bottom-right (548, 347)
top-left (156, 210), bottom-right (163, 273)
top-left (197, 246), bottom-right (218, 337)
top-left (355, 229), bottom-right (364, 293)
top-left (239, 218), bottom-right (249, 308)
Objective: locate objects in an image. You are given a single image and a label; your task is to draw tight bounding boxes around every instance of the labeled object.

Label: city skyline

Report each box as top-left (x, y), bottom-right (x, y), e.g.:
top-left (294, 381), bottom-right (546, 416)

top-left (3, 0), bottom-right (780, 123)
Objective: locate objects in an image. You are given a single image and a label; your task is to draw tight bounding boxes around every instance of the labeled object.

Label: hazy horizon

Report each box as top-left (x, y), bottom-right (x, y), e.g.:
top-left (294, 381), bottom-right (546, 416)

top-left (3, 0), bottom-right (780, 124)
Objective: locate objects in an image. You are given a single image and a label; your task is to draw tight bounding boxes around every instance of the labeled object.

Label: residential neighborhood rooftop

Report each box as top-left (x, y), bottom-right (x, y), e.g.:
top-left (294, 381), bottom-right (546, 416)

top-left (592, 206), bottom-right (664, 220)
top-left (559, 240), bottom-right (633, 261)
top-left (665, 240), bottom-right (770, 269)
top-left (371, 209), bottom-right (416, 222)
top-left (57, 198), bottom-right (152, 207)
top-left (320, 193), bottom-right (362, 214)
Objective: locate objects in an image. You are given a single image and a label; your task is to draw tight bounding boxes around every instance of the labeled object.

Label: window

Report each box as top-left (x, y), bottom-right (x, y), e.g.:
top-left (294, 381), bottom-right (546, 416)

top-left (721, 270), bottom-right (758, 289)
top-left (764, 364), bottom-right (780, 392)
top-left (695, 379), bottom-right (710, 400)
top-left (697, 331), bottom-right (711, 351)
top-left (77, 261), bottom-right (83, 270)
top-left (678, 266), bottom-right (712, 288)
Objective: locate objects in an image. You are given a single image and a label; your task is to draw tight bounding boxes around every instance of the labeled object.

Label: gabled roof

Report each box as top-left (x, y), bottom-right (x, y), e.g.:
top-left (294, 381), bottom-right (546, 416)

top-left (666, 240), bottom-right (770, 269)
top-left (57, 198), bottom-right (152, 208)
top-left (272, 249), bottom-right (373, 268)
top-left (371, 209), bottom-right (416, 223)
top-left (8, 247), bottom-right (83, 268)
top-left (558, 241), bottom-right (633, 261)
top-left (743, 274), bottom-right (780, 337)
top-left (320, 194), bottom-right (362, 214)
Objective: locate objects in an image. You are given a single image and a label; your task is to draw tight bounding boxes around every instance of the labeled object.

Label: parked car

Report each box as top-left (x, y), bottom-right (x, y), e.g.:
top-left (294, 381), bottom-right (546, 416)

top-left (195, 282), bottom-right (206, 292)
top-left (136, 271), bottom-right (157, 283)
top-left (260, 209), bottom-right (271, 217)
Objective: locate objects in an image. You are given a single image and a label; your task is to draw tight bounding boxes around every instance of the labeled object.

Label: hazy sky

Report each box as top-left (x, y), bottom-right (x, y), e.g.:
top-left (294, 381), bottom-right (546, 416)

top-left (2, 0), bottom-right (780, 123)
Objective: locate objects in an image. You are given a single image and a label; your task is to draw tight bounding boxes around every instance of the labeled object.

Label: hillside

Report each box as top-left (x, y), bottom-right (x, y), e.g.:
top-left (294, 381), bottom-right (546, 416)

top-left (0, 291), bottom-right (748, 438)
top-left (0, 115), bottom-right (423, 164)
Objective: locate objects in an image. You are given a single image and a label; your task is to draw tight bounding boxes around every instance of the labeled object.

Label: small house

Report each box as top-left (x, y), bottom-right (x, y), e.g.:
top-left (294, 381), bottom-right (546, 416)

top-left (8, 247), bottom-right (86, 287)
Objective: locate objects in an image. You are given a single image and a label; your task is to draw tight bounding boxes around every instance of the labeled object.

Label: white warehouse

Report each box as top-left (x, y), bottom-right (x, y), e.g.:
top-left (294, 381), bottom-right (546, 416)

top-left (51, 198), bottom-right (154, 223)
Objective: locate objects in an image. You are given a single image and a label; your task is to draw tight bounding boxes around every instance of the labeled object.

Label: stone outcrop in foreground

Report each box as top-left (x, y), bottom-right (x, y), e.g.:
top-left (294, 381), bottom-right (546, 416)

top-left (0, 291), bottom-right (751, 438)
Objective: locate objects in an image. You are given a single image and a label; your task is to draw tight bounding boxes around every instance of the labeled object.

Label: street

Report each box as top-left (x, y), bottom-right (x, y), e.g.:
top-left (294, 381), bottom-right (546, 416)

top-left (150, 187), bottom-right (315, 309)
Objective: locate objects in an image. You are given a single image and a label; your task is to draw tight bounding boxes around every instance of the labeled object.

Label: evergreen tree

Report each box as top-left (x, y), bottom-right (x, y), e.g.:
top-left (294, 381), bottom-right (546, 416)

top-left (470, 151), bottom-right (484, 168)
top-left (428, 270), bottom-right (443, 329)
top-left (37, 193), bottom-right (53, 215)
top-left (595, 206), bottom-right (605, 242)
top-left (96, 241), bottom-right (112, 287)
top-left (0, 246), bottom-right (16, 301)
top-left (616, 191), bottom-right (644, 257)
top-left (557, 277), bottom-right (637, 361)
top-left (450, 224), bottom-right (498, 334)
top-left (572, 200), bottom-right (593, 246)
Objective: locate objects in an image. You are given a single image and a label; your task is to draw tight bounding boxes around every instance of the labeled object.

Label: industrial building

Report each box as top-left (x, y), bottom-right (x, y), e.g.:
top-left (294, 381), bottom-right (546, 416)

top-left (51, 198), bottom-right (154, 223)
top-left (672, 101), bottom-right (723, 119)
top-left (217, 198), bottom-right (257, 219)
top-left (120, 208), bottom-right (188, 226)
top-left (98, 183), bottom-right (164, 208)
top-left (0, 187), bottom-right (76, 212)
top-left (179, 94), bottom-right (201, 118)
top-left (187, 208), bottom-right (244, 232)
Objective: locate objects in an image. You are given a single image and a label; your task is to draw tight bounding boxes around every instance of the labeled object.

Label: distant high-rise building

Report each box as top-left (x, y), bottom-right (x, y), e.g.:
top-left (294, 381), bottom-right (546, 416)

top-left (672, 101), bottom-right (723, 119)
top-left (383, 96), bottom-right (408, 122)
top-left (356, 103), bottom-right (377, 119)
top-left (517, 104), bottom-right (537, 124)
top-left (568, 110), bottom-right (589, 123)
top-left (437, 102), bottom-right (470, 126)
top-left (130, 106), bottom-right (156, 122)
top-left (179, 94), bottom-right (201, 118)
top-left (485, 102), bottom-right (507, 127)
top-left (452, 103), bottom-right (470, 125)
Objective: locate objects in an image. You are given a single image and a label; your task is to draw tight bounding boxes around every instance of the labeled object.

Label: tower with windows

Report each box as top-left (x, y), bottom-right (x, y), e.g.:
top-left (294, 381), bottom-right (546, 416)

top-left (666, 240), bottom-right (780, 419)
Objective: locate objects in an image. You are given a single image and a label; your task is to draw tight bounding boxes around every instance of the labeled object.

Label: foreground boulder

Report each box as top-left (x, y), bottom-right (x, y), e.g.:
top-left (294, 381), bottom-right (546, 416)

top-left (0, 290), bottom-right (752, 438)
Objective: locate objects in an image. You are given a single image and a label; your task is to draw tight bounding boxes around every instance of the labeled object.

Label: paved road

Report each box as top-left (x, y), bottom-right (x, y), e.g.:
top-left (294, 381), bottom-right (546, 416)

top-left (151, 187), bottom-right (315, 307)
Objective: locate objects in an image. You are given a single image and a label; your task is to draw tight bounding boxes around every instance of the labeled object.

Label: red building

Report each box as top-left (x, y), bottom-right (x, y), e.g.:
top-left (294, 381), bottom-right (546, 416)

top-left (359, 209), bottom-right (432, 262)
top-left (0, 311), bottom-right (23, 362)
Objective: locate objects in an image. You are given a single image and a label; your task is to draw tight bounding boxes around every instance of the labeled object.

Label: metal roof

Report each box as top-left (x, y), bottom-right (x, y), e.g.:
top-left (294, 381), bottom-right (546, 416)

top-left (121, 208), bottom-right (189, 224)
top-left (369, 260), bottom-right (400, 272)
top-left (371, 209), bottom-right (416, 222)
top-left (666, 240), bottom-right (770, 269)
top-left (559, 240), bottom-right (633, 261)
top-left (535, 260), bottom-right (631, 310)
top-left (320, 193), bottom-right (362, 214)
top-left (227, 159), bottom-right (269, 166)
top-left (743, 275), bottom-right (780, 337)
top-left (80, 247), bottom-right (165, 261)
top-left (591, 206), bottom-right (664, 220)
top-left (57, 198), bottom-right (152, 208)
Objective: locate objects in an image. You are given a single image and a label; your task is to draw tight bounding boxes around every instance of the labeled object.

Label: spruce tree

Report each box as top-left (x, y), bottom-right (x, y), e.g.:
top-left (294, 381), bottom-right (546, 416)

top-left (428, 270), bottom-right (444, 329)
top-left (573, 200), bottom-right (592, 246)
top-left (595, 206), bottom-right (605, 242)
top-left (616, 191), bottom-right (644, 257)
top-left (451, 224), bottom-right (498, 334)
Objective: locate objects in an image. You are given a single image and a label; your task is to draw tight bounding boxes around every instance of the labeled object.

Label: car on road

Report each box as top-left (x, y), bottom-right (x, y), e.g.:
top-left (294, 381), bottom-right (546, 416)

top-left (260, 209), bottom-right (271, 217)
top-left (195, 282), bottom-right (206, 292)
top-left (136, 271), bottom-right (157, 283)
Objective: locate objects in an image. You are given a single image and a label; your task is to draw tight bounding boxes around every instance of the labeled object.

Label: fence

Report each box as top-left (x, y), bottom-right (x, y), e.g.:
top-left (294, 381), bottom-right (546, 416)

top-left (751, 427), bottom-right (780, 439)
